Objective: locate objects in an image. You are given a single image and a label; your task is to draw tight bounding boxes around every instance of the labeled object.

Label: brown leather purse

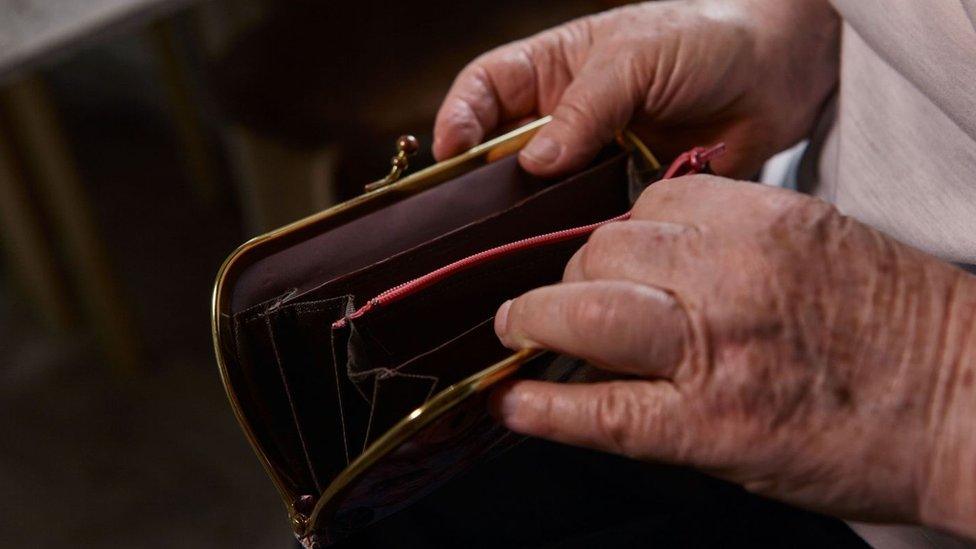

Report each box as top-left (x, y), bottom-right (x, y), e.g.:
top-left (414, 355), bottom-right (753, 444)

top-left (211, 117), bottom-right (720, 547)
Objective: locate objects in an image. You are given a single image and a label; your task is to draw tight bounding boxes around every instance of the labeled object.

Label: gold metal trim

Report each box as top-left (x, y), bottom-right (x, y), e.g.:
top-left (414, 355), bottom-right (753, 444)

top-left (363, 134), bottom-right (420, 192)
top-left (305, 348), bottom-right (543, 531)
top-left (211, 116), bottom-right (659, 535)
top-left (211, 117), bottom-right (552, 525)
top-left (620, 129), bottom-right (661, 171)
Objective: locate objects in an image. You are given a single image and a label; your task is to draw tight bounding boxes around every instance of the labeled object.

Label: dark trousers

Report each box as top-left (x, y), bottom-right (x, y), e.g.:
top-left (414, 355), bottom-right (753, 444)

top-left (313, 438), bottom-right (865, 548)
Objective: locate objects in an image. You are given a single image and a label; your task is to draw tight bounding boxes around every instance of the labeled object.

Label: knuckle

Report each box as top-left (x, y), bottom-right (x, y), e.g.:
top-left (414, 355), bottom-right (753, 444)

top-left (595, 382), bottom-right (641, 455)
top-left (632, 175), bottom-right (721, 219)
top-left (455, 56), bottom-right (492, 94)
top-left (579, 225), bottom-right (618, 277)
top-left (465, 62), bottom-right (494, 92)
top-left (553, 98), bottom-right (600, 135)
top-left (548, 17), bottom-right (594, 64)
top-left (632, 180), bottom-right (681, 217)
top-left (617, 51), bottom-right (652, 93)
top-left (768, 192), bottom-right (844, 239)
top-left (785, 193), bottom-right (838, 222)
top-left (529, 391), bottom-right (558, 439)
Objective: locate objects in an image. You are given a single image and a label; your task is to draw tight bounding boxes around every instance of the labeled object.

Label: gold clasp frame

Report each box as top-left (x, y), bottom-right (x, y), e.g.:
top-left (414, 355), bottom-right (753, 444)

top-left (364, 134), bottom-right (420, 192)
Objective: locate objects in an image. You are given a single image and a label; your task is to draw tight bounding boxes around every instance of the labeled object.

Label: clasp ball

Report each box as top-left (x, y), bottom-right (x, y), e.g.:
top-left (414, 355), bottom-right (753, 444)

top-left (396, 135), bottom-right (420, 155)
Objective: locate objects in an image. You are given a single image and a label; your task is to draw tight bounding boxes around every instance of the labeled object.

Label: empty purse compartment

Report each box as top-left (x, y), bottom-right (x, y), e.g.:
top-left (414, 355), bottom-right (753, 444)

top-left (290, 149), bottom-right (632, 306)
top-left (263, 297), bottom-right (367, 492)
top-left (231, 306), bottom-right (323, 496)
top-left (334, 234), bottom-right (588, 419)
top-left (355, 318), bottom-right (507, 448)
top-left (229, 153), bottom-right (553, 312)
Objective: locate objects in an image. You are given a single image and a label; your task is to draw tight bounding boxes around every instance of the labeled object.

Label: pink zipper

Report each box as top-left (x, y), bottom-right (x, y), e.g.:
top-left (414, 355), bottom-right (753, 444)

top-left (663, 143), bottom-right (726, 179)
top-left (332, 144), bottom-right (725, 329)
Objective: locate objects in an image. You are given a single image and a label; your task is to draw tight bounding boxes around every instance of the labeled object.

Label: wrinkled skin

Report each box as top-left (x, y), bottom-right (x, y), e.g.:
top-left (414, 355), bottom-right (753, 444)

top-left (433, 0), bottom-right (976, 539)
top-left (493, 178), bottom-right (976, 539)
top-left (433, 0), bottom-right (839, 179)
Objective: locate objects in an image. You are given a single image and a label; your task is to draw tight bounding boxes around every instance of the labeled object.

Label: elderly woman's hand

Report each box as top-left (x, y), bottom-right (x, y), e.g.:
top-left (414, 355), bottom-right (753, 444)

top-left (492, 176), bottom-right (976, 539)
top-left (433, 0), bottom-right (838, 178)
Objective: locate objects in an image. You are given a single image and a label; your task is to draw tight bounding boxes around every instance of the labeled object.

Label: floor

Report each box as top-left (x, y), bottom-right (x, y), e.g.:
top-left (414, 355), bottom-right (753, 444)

top-left (0, 314), bottom-right (286, 547)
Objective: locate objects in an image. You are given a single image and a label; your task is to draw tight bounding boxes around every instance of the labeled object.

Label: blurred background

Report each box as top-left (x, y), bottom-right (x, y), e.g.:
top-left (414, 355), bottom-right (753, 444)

top-left (0, 0), bottom-right (630, 546)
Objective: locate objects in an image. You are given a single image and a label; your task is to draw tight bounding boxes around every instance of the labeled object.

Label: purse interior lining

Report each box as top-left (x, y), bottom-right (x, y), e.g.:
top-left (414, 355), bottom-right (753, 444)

top-left (230, 154), bottom-right (551, 313)
top-left (227, 150), bottom-right (640, 502)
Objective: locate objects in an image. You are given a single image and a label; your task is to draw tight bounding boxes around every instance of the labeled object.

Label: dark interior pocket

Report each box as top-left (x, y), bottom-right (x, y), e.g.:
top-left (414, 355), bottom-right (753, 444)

top-left (266, 298), bottom-right (365, 491)
top-left (291, 150), bottom-right (631, 306)
top-left (358, 318), bottom-right (508, 449)
top-left (342, 236), bottom-right (584, 375)
top-left (230, 154), bottom-right (552, 311)
top-left (232, 310), bottom-right (319, 495)
top-left (231, 295), bottom-right (374, 497)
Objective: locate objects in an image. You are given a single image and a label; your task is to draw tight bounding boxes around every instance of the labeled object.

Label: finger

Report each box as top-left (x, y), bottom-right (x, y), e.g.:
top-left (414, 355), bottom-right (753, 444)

top-left (566, 220), bottom-right (697, 284)
top-left (433, 41), bottom-right (541, 160)
top-left (495, 280), bottom-right (689, 379)
top-left (632, 174), bottom-right (779, 226)
top-left (519, 55), bottom-right (643, 177)
top-left (562, 246), bottom-right (585, 282)
top-left (490, 379), bottom-right (695, 462)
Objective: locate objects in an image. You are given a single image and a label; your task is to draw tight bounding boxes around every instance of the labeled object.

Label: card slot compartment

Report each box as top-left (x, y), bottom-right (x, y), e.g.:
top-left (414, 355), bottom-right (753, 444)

top-left (231, 311), bottom-right (319, 496)
top-left (264, 298), bottom-right (362, 493)
top-left (262, 313), bottom-right (322, 491)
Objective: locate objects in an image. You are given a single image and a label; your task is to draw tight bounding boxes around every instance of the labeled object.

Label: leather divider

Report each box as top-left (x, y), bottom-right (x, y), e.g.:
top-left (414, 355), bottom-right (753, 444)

top-left (232, 309), bottom-right (319, 495)
top-left (338, 236), bottom-right (587, 431)
top-left (358, 318), bottom-right (509, 449)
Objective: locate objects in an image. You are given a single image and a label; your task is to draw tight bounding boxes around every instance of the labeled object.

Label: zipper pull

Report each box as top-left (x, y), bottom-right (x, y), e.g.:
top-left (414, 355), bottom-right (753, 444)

top-left (663, 143), bottom-right (727, 179)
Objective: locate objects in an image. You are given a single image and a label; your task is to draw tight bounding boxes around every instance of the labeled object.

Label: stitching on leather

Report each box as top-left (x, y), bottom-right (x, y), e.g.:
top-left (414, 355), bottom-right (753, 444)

top-left (360, 373), bottom-right (382, 453)
top-left (328, 313), bottom-right (354, 464)
top-left (390, 317), bottom-right (496, 377)
top-left (294, 298), bottom-right (353, 465)
top-left (361, 371), bottom-right (439, 452)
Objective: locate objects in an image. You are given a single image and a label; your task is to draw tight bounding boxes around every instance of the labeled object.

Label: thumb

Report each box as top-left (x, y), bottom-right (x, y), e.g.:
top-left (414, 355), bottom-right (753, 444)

top-left (491, 379), bottom-right (694, 462)
top-left (519, 57), bottom-right (641, 177)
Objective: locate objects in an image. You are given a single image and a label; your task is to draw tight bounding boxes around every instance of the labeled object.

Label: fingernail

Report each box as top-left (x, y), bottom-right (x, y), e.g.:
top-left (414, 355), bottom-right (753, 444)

top-left (489, 383), bottom-right (521, 421)
top-left (521, 136), bottom-right (562, 165)
top-left (494, 299), bottom-right (513, 338)
top-left (498, 387), bottom-right (521, 419)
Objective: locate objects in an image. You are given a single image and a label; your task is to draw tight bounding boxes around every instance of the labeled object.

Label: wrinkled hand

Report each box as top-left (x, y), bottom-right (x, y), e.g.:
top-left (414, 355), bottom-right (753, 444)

top-left (434, 0), bottom-right (838, 178)
top-left (492, 176), bottom-right (976, 538)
